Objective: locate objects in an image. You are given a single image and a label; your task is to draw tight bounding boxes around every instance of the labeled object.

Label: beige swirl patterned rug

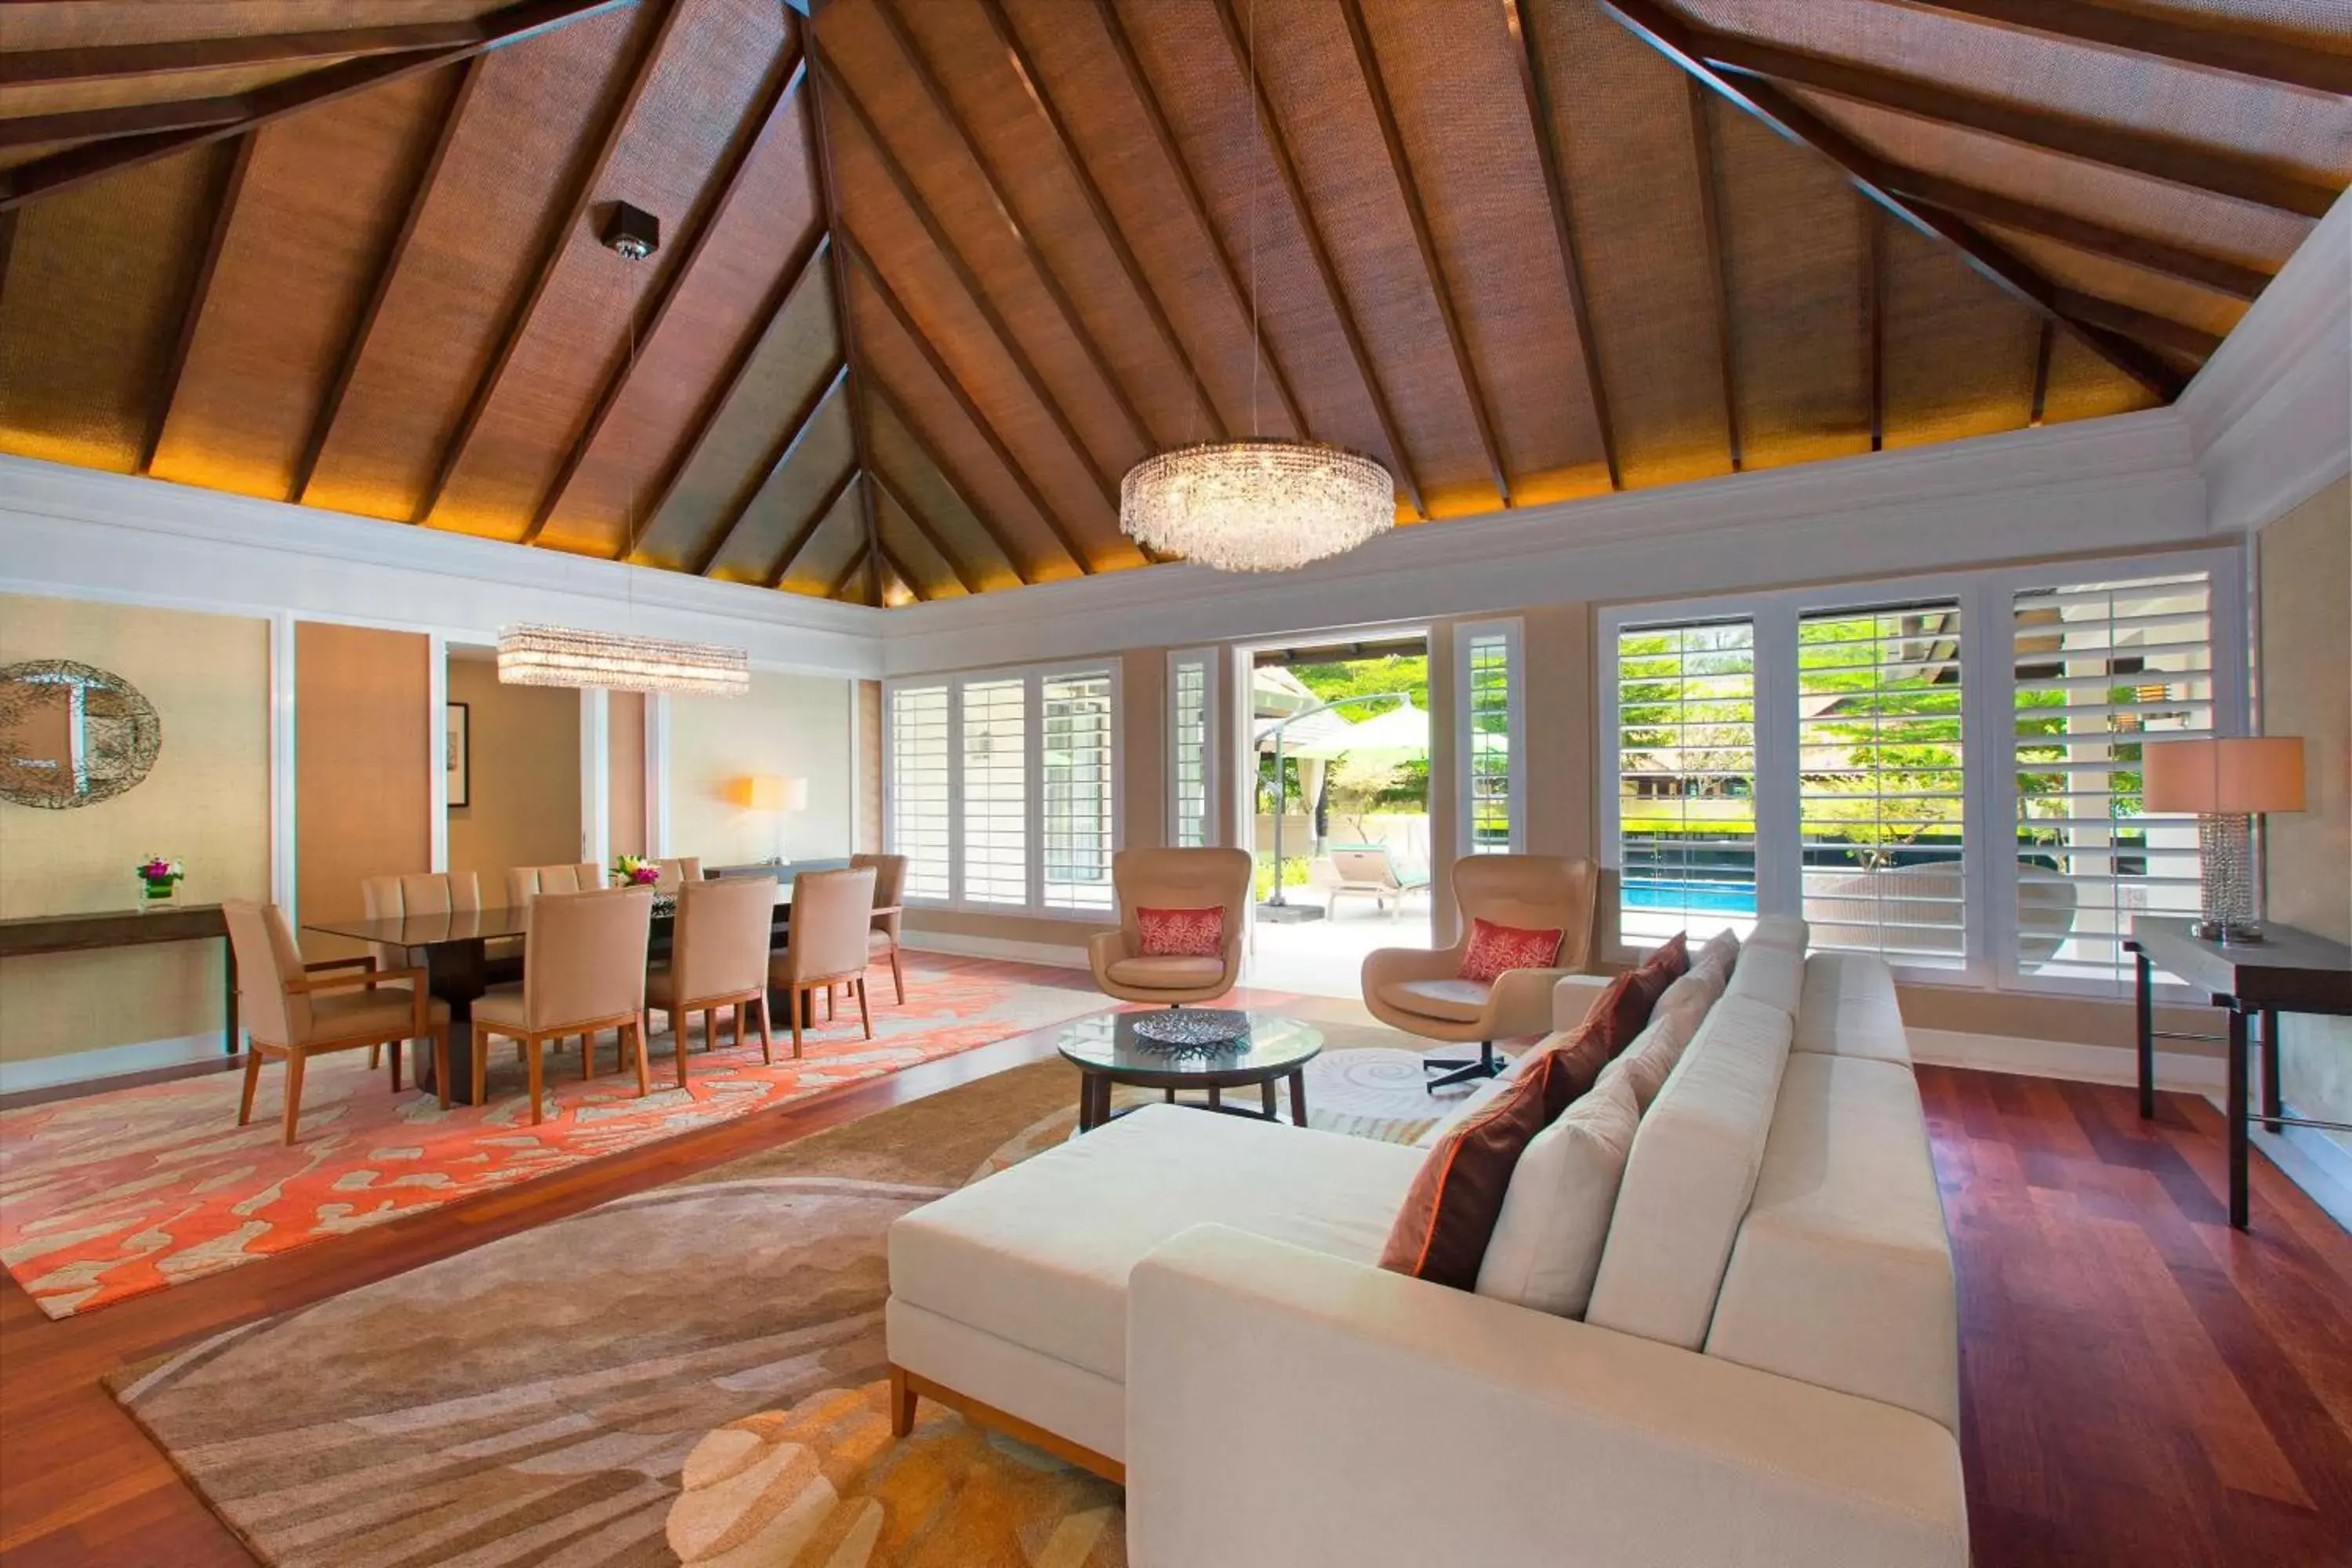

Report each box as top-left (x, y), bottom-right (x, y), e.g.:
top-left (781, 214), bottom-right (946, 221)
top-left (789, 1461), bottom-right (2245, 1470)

top-left (115, 1024), bottom-right (1449, 1566)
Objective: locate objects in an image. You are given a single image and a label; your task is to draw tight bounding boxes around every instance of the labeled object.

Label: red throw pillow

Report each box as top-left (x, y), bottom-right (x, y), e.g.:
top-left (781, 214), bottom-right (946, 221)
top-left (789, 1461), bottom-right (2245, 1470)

top-left (1380, 1063), bottom-right (1552, 1289)
top-left (1137, 906), bottom-right (1224, 958)
top-left (1530, 971), bottom-right (1647, 1120)
top-left (1628, 933), bottom-right (1690, 1018)
top-left (1459, 918), bottom-right (1565, 983)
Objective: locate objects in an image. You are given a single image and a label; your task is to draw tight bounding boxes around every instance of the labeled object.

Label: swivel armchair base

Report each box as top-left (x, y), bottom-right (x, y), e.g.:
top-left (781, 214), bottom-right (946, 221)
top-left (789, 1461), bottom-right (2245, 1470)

top-left (1423, 1038), bottom-right (1505, 1091)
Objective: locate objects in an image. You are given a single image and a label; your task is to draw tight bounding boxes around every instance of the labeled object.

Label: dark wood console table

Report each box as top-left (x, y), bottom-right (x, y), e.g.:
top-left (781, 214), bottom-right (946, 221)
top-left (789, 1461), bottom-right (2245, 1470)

top-left (2125, 919), bottom-right (2352, 1230)
top-left (0, 904), bottom-right (238, 1056)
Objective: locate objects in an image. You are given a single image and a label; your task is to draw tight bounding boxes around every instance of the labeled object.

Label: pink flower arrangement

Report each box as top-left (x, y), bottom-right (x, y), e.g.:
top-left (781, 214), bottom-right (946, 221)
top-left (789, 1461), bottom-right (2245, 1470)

top-left (612, 855), bottom-right (661, 887)
top-left (136, 857), bottom-right (184, 886)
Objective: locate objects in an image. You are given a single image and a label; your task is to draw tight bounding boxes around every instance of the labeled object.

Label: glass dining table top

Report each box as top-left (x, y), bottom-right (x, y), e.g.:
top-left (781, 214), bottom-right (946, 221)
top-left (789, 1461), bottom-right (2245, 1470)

top-left (301, 882), bottom-right (792, 948)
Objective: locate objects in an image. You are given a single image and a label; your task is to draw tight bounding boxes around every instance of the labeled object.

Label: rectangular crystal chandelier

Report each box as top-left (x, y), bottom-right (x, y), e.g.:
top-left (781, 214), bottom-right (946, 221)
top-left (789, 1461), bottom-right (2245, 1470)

top-left (496, 625), bottom-right (750, 697)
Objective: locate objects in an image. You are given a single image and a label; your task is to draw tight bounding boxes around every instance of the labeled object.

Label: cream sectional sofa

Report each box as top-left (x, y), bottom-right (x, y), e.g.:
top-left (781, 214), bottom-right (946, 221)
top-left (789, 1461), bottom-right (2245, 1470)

top-left (884, 916), bottom-right (1964, 1567)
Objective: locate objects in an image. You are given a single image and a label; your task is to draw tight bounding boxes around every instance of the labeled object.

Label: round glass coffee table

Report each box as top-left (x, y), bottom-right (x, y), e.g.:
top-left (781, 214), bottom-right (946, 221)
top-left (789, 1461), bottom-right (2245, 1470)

top-left (1057, 1010), bottom-right (1323, 1131)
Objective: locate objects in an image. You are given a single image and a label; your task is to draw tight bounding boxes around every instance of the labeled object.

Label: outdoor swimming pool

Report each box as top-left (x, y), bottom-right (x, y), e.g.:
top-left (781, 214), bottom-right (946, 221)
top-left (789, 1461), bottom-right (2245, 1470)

top-left (1621, 879), bottom-right (1759, 914)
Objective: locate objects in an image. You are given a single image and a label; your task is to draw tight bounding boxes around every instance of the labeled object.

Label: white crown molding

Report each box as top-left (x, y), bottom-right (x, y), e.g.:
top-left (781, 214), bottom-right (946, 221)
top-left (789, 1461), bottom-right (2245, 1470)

top-left (2178, 189), bottom-right (2352, 534)
top-left (0, 456), bottom-right (887, 677)
top-left (881, 408), bottom-right (2206, 673)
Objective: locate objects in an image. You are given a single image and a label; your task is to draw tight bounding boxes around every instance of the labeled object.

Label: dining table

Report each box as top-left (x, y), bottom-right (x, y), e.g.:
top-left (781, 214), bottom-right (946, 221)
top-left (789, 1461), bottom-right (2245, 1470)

top-left (300, 877), bottom-right (801, 1105)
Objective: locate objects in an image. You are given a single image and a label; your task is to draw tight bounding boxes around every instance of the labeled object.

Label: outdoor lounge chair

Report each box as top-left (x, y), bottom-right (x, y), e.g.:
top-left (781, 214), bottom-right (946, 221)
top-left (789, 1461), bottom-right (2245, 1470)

top-left (1324, 844), bottom-right (1432, 919)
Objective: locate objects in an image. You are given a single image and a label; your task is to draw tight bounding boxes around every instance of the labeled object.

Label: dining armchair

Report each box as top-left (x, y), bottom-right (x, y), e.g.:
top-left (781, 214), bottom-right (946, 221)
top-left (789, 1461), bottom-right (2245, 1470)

top-left (470, 887), bottom-right (655, 1123)
top-left (359, 871), bottom-right (488, 1064)
top-left (652, 856), bottom-right (704, 891)
top-left (851, 851), bottom-right (908, 1004)
top-left (1363, 854), bottom-right (1599, 1090)
top-left (771, 866), bottom-right (877, 1058)
top-left (223, 900), bottom-right (448, 1143)
top-left (507, 862), bottom-right (604, 903)
top-left (646, 877), bottom-right (775, 1082)
top-left (1086, 848), bottom-right (1252, 1005)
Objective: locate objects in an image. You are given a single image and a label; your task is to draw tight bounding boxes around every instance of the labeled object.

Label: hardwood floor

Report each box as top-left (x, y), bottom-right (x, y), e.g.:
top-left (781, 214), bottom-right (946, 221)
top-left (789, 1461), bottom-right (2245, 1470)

top-left (3, 1016), bottom-right (2347, 1565)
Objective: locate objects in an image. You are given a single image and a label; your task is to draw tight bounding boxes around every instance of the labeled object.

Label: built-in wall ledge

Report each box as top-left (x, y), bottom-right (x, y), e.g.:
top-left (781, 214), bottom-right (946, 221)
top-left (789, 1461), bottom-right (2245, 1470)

top-left (0, 1033), bottom-right (234, 1100)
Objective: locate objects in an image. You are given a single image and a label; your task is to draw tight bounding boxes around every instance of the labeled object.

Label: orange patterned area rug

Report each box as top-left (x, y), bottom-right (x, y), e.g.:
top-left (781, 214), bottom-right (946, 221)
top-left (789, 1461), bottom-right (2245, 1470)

top-left (1, 955), bottom-right (1106, 1319)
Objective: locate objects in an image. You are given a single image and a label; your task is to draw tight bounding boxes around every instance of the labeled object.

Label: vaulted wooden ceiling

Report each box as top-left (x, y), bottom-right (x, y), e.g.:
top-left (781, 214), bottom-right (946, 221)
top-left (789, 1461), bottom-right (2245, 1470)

top-left (2, 1), bottom-right (2344, 606)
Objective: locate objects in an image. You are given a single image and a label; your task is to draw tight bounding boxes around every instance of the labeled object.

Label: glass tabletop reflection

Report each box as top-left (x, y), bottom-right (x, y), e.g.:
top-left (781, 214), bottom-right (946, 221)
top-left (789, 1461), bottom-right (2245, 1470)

top-left (1057, 1009), bottom-right (1323, 1083)
top-left (300, 883), bottom-right (793, 948)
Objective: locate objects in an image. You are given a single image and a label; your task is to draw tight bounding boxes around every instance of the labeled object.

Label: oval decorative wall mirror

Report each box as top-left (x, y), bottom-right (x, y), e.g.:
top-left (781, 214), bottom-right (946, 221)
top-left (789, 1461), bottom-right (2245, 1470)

top-left (0, 659), bottom-right (162, 809)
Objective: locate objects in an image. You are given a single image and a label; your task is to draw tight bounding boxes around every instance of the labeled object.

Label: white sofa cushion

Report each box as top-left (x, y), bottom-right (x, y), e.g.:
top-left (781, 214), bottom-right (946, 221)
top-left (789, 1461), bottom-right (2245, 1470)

top-left (1793, 951), bottom-right (1911, 1063)
top-left (1724, 940), bottom-right (1804, 1017)
top-left (1707, 1052), bottom-right (1957, 1432)
top-left (1476, 1063), bottom-right (1641, 1316)
top-left (888, 1103), bottom-right (1421, 1384)
top-left (1584, 996), bottom-right (1794, 1349)
top-left (1745, 914), bottom-right (1809, 952)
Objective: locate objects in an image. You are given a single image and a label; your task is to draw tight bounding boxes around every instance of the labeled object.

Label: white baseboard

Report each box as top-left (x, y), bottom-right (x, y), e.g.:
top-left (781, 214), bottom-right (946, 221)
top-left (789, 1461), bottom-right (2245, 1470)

top-left (901, 931), bottom-right (1089, 970)
top-left (1907, 1028), bottom-right (2224, 1094)
top-left (0, 1033), bottom-right (234, 1095)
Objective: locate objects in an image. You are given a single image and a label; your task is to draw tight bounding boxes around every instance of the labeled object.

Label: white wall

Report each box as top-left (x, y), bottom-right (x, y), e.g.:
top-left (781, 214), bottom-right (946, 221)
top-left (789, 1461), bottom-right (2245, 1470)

top-left (666, 671), bottom-right (855, 866)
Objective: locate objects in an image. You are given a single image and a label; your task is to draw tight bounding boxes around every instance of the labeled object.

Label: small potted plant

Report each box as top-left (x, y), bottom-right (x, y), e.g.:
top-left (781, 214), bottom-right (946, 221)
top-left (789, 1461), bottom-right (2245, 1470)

top-left (136, 855), bottom-right (185, 909)
top-left (612, 855), bottom-right (661, 888)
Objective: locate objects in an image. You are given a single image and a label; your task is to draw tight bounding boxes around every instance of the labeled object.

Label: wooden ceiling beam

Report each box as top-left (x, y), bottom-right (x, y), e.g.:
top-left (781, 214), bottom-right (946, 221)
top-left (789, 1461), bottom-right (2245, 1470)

top-left (1498, 0), bottom-right (1620, 490)
top-left (768, 466), bottom-right (858, 588)
top-left (2028, 316), bottom-right (2054, 426)
top-left (873, 0), bottom-right (1159, 463)
top-left (1886, 169), bottom-right (2270, 300)
top-left (1697, 33), bottom-right (2339, 219)
top-left (869, 466), bottom-right (985, 596)
top-left (2053, 289), bottom-right (2223, 358)
top-left (622, 230), bottom-right (830, 561)
top-left (688, 358), bottom-right (845, 577)
top-left (1864, 197), bottom-right (1884, 452)
top-left (826, 539), bottom-right (872, 602)
top-left (1600, 0), bottom-right (2183, 401)
top-left (0, 20), bottom-right (501, 89)
top-left (0, 100), bottom-right (248, 151)
top-left (820, 53), bottom-right (1123, 527)
top-left (521, 50), bottom-right (807, 546)
top-left (139, 132), bottom-right (253, 475)
top-left (1338, 0), bottom-right (1511, 506)
top-left (1204, 0), bottom-right (1426, 519)
top-left (801, 37), bottom-right (887, 611)
top-left (0, 0), bottom-right (633, 212)
top-left (844, 231), bottom-right (1078, 579)
top-left (863, 368), bottom-right (1040, 587)
top-left (1090, 0), bottom-right (1309, 441)
top-left (873, 541), bottom-right (926, 604)
top-left (292, 58), bottom-right (479, 504)
top-left (978, 0), bottom-right (1225, 441)
top-left (1903, 1), bottom-right (2352, 99)
top-left (414, 0), bottom-right (684, 527)
top-left (1685, 82), bottom-right (1742, 474)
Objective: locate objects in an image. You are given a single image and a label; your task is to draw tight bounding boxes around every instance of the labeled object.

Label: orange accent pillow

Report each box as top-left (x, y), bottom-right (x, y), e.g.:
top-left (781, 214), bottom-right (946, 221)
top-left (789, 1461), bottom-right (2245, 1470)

top-left (1380, 1062), bottom-right (1554, 1289)
top-left (1137, 906), bottom-right (1225, 958)
top-left (1459, 918), bottom-right (1565, 983)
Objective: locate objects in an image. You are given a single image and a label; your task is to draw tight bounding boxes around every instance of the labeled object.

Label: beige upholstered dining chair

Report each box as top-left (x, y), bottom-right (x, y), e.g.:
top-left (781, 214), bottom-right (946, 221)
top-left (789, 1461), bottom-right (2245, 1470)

top-left (470, 887), bottom-right (655, 1123)
top-left (223, 900), bottom-right (449, 1143)
top-left (1363, 854), bottom-right (1598, 1091)
top-left (652, 856), bottom-right (704, 891)
top-left (360, 871), bottom-right (487, 1066)
top-left (1086, 847), bottom-right (1252, 1006)
top-left (851, 851), bottom-right (908, 1004)
top-left (507, 862), bottom-right (604, 903)
top-left (646, 877), bottom-right (776, 1082)
top-left (771, 866), bottom-right (877, 1058)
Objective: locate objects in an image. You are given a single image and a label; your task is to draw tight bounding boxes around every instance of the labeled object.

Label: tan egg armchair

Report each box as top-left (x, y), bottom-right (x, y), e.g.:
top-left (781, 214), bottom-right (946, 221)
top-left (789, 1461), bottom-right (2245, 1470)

top-left (771, 866), bottom-right (877, 1058)
top-left (852, 851), bottom-right (908, 1004)
top-left (507, 862), bottom-right (604, 902)
top-left (223, 901), bottom-right (449, 1144)
top-left (471, 887), bottom-right (655, 1123)
top-left (1363, 854), bottom-right (1599, 1091)
top-left (647, 877), bottom-right (776, 1081)
top-left (1086, 848), bottom-right (1253, 1007)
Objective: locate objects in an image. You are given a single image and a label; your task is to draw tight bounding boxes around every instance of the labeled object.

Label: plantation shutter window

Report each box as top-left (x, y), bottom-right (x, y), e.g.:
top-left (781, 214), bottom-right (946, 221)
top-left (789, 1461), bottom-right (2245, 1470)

top-left (885, 684), bottom-right (951, 903)
top-left (1168, 650), bottom-right (1217, 848)
top-left (1614, 619), bottom-right (1759, 946)
top-left (1797, 600), bottom-right (1968, 969)
top-left (960, 679), bottom-right (1029, 906)
top-left (1044, 673), bottom-right (1116, 910)
top-left (2007, 572), bottom-right (2214, 988)
top-left (1458, 622), bottom-right (1523, 855)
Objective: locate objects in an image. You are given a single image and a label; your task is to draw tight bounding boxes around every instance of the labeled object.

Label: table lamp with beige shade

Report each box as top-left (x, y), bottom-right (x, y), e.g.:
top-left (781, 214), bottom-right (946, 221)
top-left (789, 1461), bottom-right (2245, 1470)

top-left (736, 775), bottom-right (808, 865)
top-left (2143, 736), bottom-right (2305, 944)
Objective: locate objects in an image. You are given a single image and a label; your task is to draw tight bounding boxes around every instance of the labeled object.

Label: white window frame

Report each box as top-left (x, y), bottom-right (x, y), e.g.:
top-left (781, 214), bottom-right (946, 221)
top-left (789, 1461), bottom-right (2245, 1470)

top-left (1599, 545), bottom-right (2245, 996)
top-left (1454, 618), bottom-right (1526, 855)
top-left (884, 658), bottom-right (1125, 919)
top-left (1167, 647), bottom-right (1221, 848)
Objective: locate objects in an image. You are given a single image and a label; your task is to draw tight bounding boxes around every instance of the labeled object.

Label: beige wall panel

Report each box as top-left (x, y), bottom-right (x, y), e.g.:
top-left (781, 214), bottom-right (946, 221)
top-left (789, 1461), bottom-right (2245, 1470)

top-left (2258, 477), bottom-right (2351, 1147)
top-left (856, 680), bottom-right (883, 854)
top-left (295, 621), bottom-right (430, 954)
top-left (0, 595), bottom-right (270, 1062)
top-left (667, 670), bottom-right (852, 866)
top-left (444, 657), bottom-right (580, 888)
top-left (608, 690), bottom-right (647, 861)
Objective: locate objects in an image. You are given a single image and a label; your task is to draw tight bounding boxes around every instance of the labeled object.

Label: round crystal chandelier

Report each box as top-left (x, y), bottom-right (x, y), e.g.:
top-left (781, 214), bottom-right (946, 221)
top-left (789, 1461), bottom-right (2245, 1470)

top-left (1121, 438), bottom-right (1393, 572)
top-left (1118, 0), bottom-right (1395, 574)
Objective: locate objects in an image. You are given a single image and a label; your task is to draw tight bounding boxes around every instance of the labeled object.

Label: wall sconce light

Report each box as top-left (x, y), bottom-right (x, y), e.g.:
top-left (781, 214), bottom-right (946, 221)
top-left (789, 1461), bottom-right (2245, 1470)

top-left (737, 774), bottom-right (808, 864)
